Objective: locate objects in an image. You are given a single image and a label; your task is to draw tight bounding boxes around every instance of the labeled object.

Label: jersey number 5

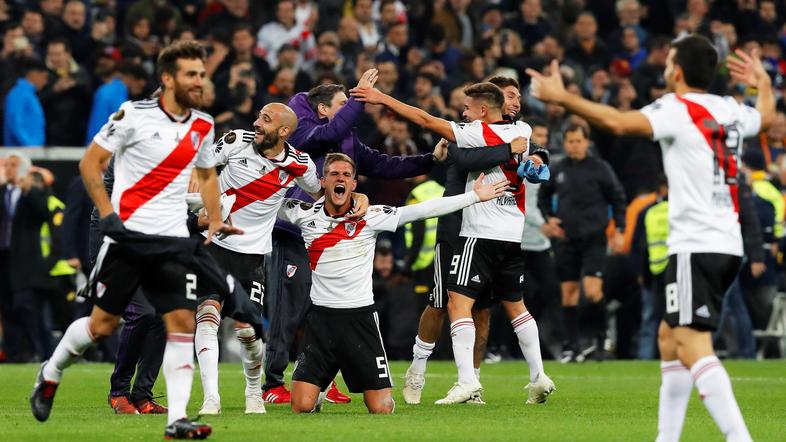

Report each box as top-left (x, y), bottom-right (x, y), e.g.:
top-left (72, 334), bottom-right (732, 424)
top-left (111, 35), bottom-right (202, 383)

top-left (376, 356), bottom-right (389, 379)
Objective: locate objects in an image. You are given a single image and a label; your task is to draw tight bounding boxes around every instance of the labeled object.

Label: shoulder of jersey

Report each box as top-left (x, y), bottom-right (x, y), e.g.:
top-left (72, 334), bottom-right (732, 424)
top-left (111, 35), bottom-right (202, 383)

top-left (367, 204), bottom-right (398, 216)
top-left (286, 143), bottom-right (311, 165)
top-left (192, 108), bottom-right (214, 123)
top-left (130, 98), bottom-right (157, 110)
top-left (214, 129), bottom-right (254, 155)
top-left (283, 198), bottom-right (321, 213)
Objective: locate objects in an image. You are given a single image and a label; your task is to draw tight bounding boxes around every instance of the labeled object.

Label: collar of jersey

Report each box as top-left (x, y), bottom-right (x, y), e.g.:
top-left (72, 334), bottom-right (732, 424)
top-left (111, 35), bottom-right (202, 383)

top-left (158, 97), bottom-right (192, 123)
top-left (316, 196), bottom-right (357, 219)
top-left (489, 119), bottom-right (514, 125)
top-left (264, 142), bottom-right (291, 163)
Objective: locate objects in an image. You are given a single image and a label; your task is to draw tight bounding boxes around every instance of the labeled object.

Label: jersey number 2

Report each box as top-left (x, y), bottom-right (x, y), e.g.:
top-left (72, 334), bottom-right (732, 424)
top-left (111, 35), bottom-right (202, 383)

top-left (185, 274), bottom-right (197, 300)
top-left (250, 281), bottom-right (264, 305)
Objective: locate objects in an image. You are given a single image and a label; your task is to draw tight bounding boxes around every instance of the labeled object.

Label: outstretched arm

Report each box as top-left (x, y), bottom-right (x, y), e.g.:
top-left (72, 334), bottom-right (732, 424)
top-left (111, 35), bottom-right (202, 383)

top-left (356, 139), bottom-right (435, 178)
top-left (396, 173), bottom-right (508, 225)
top-left (727, 48), bottom-right (776, 130)
top-left (350, 87), bottom-right (456, 142)
top-left (527, 60), bottom-right (653, 137)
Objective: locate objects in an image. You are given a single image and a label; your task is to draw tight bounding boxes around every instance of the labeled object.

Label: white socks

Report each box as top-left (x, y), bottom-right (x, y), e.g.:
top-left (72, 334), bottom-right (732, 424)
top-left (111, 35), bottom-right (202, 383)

top-left (691, 356), bottom-right (752, 442)
top-left (410, 335), bottom-right (435, 375)
top-left (450, 319), bottom-right (476, 385)
top-left (474, 367), bottom-right (480, 381)
top-left (511, 312), bottom-right (544, 383)
top-left (235, 327), bottom-right (263, 398)
top-left (43, 317), bottom-right (96, 382)
top-left (163, 333), bottom-right (195, 425)
top-left (195, 304), bottom-right (220, 401)
top-left (656, 360), bottom-right (693, 442)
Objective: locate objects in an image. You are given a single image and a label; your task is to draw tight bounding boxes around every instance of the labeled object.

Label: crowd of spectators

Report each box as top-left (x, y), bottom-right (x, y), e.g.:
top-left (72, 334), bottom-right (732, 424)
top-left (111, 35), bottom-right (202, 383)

top-left (3, 0), bottom-right (786, 363)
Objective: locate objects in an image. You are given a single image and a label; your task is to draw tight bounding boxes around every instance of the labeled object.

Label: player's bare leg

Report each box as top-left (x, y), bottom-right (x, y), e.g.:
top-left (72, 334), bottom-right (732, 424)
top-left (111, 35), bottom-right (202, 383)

top-left (31, 306), bottom-right (119, 422)
top-left (583, 276), bottom-right (607, 360)
top-left (472, 307), bottom-right (490, 377)
top-left (195, 299), bottom-right (222, 414)
top-left (501, 300), bottom-right (555, 404)
top-left (363, 388), bottom-right (395, 414)
top-left (291, 381), bottom-right (323, 413)
top-left (435, 291), bottom-right (482, 405)
top-left (234, 321), bottom-right (265, 414)
top-left (560, 281), bottom-right (581, 362)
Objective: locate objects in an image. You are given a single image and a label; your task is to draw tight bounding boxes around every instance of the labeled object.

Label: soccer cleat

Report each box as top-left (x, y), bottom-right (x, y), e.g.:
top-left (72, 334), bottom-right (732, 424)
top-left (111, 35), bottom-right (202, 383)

top-left (134, 398), bottom-right (167, 414)
top-left (262, 385), bottom-right (291, 404)
top-left (109, 395), bottom-right (140, 414)
top-left (559, 349), bottom-right (575, 364)
top-left (245, 395), bottom-right (267, 414)
top-left (30, 361), bottom-right (59, 422)
top-left (525, 373), bottom-right (556, 404)
top-left (434, 381), bottom-right (483, 405)
top-left (198, 395), bottom-right (221, 415)
top-left (164, 418), bottom-right (212, 440)
top-left (466, 388), bottom-right (486, 405)
top-left (402, 368), bottom-right (425, 405)
top-left (325, 381), bottom-right (351, 404)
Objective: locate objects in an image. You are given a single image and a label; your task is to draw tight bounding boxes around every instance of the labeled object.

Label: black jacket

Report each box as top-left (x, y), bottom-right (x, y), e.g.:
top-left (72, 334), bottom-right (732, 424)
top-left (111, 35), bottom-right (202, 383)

top-left (538, 155), bottom-right (626, 239)
top-left (9, 187), bottom-right (50, 291)
top-left (61, 176), bottom-right (92, 269)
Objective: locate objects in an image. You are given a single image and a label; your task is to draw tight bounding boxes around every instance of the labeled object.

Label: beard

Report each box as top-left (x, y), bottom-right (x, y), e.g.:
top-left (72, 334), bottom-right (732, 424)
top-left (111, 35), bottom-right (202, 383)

top-left (173, 82), bottom-right (203, 109)
top-left (253, 130), bottom-right (279, 152)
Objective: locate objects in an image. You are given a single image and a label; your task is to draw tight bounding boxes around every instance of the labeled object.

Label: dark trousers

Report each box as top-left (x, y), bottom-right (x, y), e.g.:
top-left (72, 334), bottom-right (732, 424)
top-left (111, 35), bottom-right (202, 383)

top-left (263, 231), bottom-right (311, 390)
top-left (109, 290), bottom-right (166, 402)
top-left (521, 248), bottom-right (563, 359)
top-left (0, 250), bottom-right (26, 361)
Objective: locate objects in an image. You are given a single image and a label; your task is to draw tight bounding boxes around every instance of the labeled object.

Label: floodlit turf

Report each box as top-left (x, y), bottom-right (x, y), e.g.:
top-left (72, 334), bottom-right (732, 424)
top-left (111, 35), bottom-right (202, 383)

top-left (1, 360), bottom-right (783, 441)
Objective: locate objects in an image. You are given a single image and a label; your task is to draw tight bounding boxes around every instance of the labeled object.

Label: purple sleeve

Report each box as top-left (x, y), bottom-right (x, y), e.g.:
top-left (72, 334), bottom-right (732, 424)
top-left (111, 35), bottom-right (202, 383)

top-left (356, 140), bottom-right (434, 178)
top-left (299, 97), bottom-right (364, 151)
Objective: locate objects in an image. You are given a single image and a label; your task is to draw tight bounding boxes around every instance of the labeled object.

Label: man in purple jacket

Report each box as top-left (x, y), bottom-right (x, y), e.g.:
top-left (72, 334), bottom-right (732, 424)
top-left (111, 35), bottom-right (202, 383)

top-left (262, 70), bottom-right (448, 404)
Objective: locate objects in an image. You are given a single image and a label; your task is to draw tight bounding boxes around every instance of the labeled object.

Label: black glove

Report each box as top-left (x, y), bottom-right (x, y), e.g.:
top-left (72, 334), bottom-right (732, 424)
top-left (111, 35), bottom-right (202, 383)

top-left (98, 213), bottom-right (127, 239)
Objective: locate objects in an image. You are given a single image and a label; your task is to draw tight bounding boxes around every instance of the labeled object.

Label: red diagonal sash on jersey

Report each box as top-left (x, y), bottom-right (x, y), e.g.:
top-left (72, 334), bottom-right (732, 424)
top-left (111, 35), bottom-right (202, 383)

top-left (676, 96), bottom-right (740, 217)
top-left (225, 158), bottom-right (310, 213)
top-left (307, 220), bottom-right (367, 270)
top-left (481, 122), bottom-right (526, 215)
top-left (119, 118), bottom-right (212, 221)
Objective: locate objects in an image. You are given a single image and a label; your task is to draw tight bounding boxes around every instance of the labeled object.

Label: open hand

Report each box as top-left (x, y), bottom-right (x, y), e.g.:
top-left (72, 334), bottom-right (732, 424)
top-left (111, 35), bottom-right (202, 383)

top-left (472, 172), bottom-right (510, 202)
top-left (205, 220), bottom-right (244, 244)
top-left (525, 59), bottom-right (567, 104)
top-left (356, 68), bottom-right (379, 89)
top-left (727, 48), bottom-right (768, 88)
top-left (347, 192), bottom-right (369, 220)
top-left (349, 86), bottom-right (385, 104)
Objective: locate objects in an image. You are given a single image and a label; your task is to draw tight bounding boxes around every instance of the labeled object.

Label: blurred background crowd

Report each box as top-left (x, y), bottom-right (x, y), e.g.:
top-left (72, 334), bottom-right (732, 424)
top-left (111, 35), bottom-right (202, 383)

top-left (1, 0), bottom-right (786, 364)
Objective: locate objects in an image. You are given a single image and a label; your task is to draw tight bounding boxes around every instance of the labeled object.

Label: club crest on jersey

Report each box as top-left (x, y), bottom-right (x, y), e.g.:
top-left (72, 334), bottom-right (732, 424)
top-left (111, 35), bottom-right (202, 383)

top-left (345, 221), bottom-right (357, 237)
top-left (191, 132), bottom-right (201, 150)
top-left (278, 170), bottom-right (289, 183)
top-left (287, 264), bottom-right (297, 278)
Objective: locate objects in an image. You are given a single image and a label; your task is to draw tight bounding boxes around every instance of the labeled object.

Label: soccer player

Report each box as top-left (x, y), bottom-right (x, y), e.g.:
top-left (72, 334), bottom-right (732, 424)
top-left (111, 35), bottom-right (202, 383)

top-left (263, 73), bottom-right (442, 405)
top-left (351, 82), bottom-right (555, 405)
top-left (280, 153), bottom-right (509, 414)
top-left (30, 41), bottom-right (241, 440)
top-left (526, 34), bottom-right (774, 442)
top-left (194, 103), bottom-right (364, 415)
top-left (402, 76), bottom-right (541, 405)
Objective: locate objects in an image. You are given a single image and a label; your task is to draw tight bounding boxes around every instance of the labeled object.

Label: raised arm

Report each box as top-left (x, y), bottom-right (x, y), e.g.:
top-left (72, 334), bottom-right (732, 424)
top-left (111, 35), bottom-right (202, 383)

top-left (727, 48), bottom-right (776, 130)
top-left (356, 138), bottom-right (435, 179)
top-left (397, 174), bottom-right (508, 225)
top-left (447, 140), bottom-right (511, 170)
top-left (350, 87), bottom-right (456, 142)
top-left (527, 60), bottom-right (653, 137)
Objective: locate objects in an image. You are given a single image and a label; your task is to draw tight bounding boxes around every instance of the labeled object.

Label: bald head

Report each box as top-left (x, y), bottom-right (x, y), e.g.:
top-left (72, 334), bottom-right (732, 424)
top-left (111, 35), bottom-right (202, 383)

top-left (253, 102), bottom-right (299, 153)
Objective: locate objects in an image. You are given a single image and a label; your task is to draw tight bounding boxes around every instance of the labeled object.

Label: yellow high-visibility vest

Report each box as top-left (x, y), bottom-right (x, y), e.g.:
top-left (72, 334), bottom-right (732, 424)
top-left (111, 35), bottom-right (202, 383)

top-left (405, 180), bottom-right (445, 271)
top-left (644, 200), bottom-right (669, 276)
top-left (40, 195), bottom-right (76, 277)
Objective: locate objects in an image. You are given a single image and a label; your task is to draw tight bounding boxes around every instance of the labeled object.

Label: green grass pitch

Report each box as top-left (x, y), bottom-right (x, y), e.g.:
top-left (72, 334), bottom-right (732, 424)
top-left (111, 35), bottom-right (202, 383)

top-left (1, 360), bottom-right (783, 441)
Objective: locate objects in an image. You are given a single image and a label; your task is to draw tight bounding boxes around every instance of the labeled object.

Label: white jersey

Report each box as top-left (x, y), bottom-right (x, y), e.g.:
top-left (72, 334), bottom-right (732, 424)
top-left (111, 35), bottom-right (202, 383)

top-left (450, 120), bottom-right (532, 243)
top-left (641, 92), bottom-right (761, 256)
top-left (206, 129), bottom-right (320, 255)
top-left (278, 200), bottom-right (401, 308)
top-left (93, 99), bottom-right (215, 237)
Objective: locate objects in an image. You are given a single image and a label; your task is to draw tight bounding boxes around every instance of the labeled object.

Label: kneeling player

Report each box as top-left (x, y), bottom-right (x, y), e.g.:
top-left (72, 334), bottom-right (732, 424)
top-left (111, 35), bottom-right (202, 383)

top-left (279, 153), bottom-right (508, 413)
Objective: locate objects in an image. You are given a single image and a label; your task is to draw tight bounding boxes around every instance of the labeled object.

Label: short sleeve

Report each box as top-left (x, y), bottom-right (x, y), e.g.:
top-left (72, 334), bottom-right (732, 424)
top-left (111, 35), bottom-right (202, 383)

top-left (195, 126), bottom-right (217, 168)
top-left (294, 156), bottom-right (321, 194)
top-left (734, 100), bottom-right (762, 138)
top-left (449, 120), bottom-right (486, 148)
top-left (93, 102), bottom-right (134, 153)
top-left (212, 129), bottom-right (254, 166)
top-left (365, 205), bottom-right (401, 233)
top-left (640, 94), bottom-right (679, 142)
top-left (277, 198), bottom-right (306, 224)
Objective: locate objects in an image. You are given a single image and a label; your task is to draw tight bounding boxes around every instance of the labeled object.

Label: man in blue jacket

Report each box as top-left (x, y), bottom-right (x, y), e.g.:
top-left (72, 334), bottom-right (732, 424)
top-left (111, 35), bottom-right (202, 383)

top-left (262, 69), bottom-right (445, 403)
top-left (3, 59), bottom-right (48, 147)
top-left (84, 63), bottom-right (148, 144)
